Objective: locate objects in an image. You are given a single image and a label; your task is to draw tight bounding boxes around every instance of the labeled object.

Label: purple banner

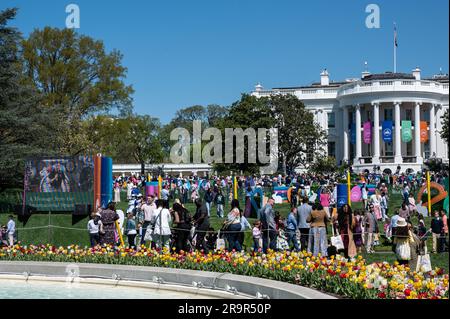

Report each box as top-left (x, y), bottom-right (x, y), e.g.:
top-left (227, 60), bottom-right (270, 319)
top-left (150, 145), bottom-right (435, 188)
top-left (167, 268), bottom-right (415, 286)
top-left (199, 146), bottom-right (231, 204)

top-left (363, 121), bottom-right (372, 144)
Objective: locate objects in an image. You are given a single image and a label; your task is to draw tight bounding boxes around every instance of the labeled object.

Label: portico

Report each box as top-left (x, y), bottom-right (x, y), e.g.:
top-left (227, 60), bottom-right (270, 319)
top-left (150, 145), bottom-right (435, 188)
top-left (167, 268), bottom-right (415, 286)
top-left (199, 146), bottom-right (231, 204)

top-left (341, 100), bottom-right (441, 172)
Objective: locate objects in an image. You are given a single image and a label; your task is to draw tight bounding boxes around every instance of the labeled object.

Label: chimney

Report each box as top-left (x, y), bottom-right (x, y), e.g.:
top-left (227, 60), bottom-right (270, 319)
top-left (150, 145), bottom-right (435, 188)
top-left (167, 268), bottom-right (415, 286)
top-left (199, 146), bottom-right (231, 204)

top-left (255, 83), bottom-right (263, 92)
top-left (412, 67), bottom-right (421, 80)
top-left (320, 69), bottom-right (329, 86)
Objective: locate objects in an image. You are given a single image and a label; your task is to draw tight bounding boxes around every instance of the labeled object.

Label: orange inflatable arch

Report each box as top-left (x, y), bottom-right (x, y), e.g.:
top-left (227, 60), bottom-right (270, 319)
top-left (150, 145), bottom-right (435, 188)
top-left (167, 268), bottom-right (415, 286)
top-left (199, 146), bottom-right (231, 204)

top-left (416, 182), bottom-right (448, 208)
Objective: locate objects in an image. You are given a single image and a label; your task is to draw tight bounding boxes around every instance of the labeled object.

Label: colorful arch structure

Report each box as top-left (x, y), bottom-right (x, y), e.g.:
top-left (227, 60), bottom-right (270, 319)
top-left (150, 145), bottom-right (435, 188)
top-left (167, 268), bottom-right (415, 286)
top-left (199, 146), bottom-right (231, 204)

top-left (417, 182), bottom-right (448, 208)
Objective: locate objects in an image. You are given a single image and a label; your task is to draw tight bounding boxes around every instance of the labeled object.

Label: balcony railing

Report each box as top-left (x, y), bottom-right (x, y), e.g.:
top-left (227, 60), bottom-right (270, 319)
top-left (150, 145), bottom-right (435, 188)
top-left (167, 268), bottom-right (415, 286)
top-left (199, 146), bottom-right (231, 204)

top-left (337, 79), bottom-right (449, 97)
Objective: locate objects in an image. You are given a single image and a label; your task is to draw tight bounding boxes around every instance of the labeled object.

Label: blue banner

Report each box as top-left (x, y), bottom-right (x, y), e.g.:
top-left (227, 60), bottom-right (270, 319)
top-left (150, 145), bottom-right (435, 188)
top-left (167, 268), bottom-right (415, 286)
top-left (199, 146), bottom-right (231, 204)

top-left (382, 120), bottom-right (393, 143)
top-left (350, 123), bottom-right (356, 145)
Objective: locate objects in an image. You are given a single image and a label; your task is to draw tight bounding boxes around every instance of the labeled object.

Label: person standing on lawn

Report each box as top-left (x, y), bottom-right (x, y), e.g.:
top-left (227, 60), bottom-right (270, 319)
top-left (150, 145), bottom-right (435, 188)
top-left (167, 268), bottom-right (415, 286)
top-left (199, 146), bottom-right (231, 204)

top-left (286, 207), bottom-right (300, 251)
top-left (363, 204), bottom-right (378, 254)
top-left (125, 212), bottom-right (137, 249)
top-left (260, 198), bottom-right (277, 253)
top-left (193, 198), bottom-right (210, 251)
top-left (152, 200), bottom-right (172, 250)
top-left (398, 202), bottom-right (411, 221)
top-left (140, 195), bottom-right (156, 246)
top-left (215, 189), bottom-right (225, 218)
top-left (87, 212), bottom-right (102, 247)
top-left (353, 210), bottom-right (364, 254)
top-left (297, 197), bottom-right (311, 251)
top-left (337, 204), bottom-right (357, 258)
top-left (380, 192), bottom-right (388, 222)
top-left (99, 202), bottom-right (120, 246)
top-left (306, 203), bottom-right (329, 256)
top-left (6, 215), bottom-right (15, 247)
top-left (429, 210), bottom-right (444, 253)
top-left (440, 210), bottom-right (448, 252)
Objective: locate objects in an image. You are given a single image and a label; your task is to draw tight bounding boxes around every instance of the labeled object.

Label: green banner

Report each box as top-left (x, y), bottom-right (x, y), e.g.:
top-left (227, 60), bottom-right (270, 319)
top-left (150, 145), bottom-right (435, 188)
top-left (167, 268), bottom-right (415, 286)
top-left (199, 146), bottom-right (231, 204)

top-left (401, 120), bottom-right (412, 143)
top-left (25, 192), bottom-right (93, 212)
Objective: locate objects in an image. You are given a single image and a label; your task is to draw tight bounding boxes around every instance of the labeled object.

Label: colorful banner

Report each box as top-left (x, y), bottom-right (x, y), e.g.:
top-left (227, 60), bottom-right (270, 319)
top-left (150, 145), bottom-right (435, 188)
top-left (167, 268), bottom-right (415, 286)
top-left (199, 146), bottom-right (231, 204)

top-left (382, 120), bottom-right (393, 143)
top-left (363, 121), bottom-right (372, 144)
top-left (401, 120), bottom-right (412, 143)
top-left (350, 185), bottom-right (362, 202)
top-left (350, 123), bottom-right (356, 145)
top-left (420, 121), bottom-right (428, 143)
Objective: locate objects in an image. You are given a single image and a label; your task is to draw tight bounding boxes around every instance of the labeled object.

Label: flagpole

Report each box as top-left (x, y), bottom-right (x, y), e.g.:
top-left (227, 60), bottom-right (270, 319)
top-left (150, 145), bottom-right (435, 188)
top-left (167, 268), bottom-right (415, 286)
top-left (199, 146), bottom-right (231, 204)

top-left (393, 22), bottom-right (397, 73)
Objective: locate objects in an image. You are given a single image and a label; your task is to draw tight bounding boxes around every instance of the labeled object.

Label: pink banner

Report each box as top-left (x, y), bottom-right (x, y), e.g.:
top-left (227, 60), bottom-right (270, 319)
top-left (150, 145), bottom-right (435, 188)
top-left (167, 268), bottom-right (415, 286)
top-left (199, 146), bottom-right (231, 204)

top-left (363, 121), bottom-right (372, 144)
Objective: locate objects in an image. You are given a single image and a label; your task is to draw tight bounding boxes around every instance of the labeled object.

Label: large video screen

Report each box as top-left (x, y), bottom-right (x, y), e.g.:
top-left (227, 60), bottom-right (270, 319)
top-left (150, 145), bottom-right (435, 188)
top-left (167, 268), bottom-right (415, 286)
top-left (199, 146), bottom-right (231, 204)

top-left (24, 156), bottom-right (94, 211)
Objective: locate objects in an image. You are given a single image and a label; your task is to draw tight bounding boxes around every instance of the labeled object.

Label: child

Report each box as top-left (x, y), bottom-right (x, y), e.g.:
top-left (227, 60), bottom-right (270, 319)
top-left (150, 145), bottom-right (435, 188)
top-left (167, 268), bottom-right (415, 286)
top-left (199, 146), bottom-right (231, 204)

top-left (276, 218), bottom-right (289, 251)
top-left (252, 221), bottom-right (262, 252)
top-left (204, 227), bottom-right (218, 253)
top-left (384, 217), bottom-right (392, 243)
top-left (125, 212), bottom-right (137, 249)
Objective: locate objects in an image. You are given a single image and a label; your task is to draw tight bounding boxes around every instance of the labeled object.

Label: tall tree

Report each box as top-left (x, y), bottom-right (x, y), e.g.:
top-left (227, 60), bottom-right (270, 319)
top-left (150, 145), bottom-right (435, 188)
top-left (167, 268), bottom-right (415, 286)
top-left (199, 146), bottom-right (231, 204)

top-left (0, 8), bottom-right (57, 189)
top-left (85, 115), bottom-right (164, 173)
top-left (214, 94), bottom-right (275, 175)
top-left (21, 27), bottom-right (134, 155)
top-left (268, 94), bottom-right (326, 174)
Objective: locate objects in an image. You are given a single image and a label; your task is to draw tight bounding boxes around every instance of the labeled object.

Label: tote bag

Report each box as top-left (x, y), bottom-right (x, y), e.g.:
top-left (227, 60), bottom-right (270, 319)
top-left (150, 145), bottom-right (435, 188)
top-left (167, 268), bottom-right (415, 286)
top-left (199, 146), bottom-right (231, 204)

top-left (331, 235), bottom-right (345, 251)
top-left (416, 254), bottom-right (432, 272)
top-left (215, 231), bottom-right (226, 251)
top-left (395, 241), bottom-right (411, 261)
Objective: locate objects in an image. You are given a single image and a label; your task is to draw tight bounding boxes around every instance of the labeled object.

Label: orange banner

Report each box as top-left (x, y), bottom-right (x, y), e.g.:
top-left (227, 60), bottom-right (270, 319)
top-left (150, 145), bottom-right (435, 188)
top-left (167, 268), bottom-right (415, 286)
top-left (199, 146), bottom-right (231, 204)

top-left (420, 121), bottom-right (428, 143)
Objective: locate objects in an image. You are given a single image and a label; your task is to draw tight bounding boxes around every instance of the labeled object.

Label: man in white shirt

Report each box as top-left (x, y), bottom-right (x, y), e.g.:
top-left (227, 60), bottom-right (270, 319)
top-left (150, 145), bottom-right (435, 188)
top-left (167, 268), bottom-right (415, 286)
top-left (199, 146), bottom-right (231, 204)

top-left (6, 215), bottom-right (15, 246)
top-left (6, 215), bottom-right (16, 246)
top-left (140, 196), bottom-right (157, 245)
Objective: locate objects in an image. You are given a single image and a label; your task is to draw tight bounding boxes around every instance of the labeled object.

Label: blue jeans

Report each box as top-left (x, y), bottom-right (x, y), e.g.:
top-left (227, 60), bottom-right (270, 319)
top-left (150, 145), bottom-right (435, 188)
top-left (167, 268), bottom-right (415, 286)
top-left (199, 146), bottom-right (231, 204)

top-left (308, 227), bottom-right (327, 257)
top-left (226, 223), bottom-right (242, 251)
top-left (205, 202), bottom-right (211, 216)
top-left (253, 238), bottom-right (260, 252)
top-left (89, 233), bottom-right (99, 247)
top-left (286, 229), bottom-right (300, 251)
top-left (216, 204), bottom-right (224, 218)
top-left (262, 228), bottom-right (277, 253)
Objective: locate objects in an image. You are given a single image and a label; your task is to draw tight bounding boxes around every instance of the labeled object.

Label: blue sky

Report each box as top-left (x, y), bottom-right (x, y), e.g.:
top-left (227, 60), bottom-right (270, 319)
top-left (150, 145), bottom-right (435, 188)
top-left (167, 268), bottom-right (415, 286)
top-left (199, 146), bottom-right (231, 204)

top-left (2, 0), bottom-right (449, 123)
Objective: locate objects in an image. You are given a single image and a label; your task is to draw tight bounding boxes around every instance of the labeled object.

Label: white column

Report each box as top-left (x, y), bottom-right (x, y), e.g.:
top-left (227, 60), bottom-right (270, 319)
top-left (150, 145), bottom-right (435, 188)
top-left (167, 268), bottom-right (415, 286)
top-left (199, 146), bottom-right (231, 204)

top-left (394, 101), bottom-right (402, 163)
top-left (430, 103), bottom-right (437, 157)
top-left (355, 104), bottom-right (362, 163)
top-left (414, 101), bottom-right (423, 164)
top-left (342, 106), bottom-right (349, 162)
top-left (372, 102), bottom-right (380, 163)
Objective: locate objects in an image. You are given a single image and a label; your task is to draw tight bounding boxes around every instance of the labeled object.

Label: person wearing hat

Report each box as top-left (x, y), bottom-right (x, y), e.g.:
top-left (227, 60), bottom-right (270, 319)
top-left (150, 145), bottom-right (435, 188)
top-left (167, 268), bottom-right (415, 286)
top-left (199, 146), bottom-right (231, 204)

top-left (392, 217), bottom-right (420, 267)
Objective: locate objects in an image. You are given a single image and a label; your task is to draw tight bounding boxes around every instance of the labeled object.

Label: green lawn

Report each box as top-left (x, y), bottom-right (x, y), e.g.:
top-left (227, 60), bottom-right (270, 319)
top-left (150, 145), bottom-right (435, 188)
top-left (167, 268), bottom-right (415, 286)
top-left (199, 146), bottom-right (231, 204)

top-left (1, 188), bottom-right (448, 272)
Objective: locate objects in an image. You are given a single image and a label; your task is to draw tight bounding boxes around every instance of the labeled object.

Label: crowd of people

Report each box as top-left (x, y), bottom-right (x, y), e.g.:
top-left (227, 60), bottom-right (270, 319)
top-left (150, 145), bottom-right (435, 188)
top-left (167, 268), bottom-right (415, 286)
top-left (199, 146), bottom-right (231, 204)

top-left (85, 167), bottom-right (449, 271)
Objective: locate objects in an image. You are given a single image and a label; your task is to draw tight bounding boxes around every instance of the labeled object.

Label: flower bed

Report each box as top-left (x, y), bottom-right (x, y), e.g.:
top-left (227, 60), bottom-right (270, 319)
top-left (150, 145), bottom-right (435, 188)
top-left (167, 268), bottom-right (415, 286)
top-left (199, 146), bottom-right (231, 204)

top-left (0, 245), bottom-right (448, 299)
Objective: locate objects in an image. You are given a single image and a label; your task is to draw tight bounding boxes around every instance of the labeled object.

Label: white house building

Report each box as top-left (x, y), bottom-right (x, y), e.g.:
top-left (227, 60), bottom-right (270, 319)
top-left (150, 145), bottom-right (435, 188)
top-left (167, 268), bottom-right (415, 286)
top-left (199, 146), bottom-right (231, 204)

top-left (251, 68), bottom-right (449, 173)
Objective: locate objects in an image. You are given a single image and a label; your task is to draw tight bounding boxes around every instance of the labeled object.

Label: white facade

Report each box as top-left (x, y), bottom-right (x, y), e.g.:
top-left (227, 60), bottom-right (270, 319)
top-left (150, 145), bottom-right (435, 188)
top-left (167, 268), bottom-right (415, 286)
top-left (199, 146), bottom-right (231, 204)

top-left (251, 68), bottom-right (449, 173)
